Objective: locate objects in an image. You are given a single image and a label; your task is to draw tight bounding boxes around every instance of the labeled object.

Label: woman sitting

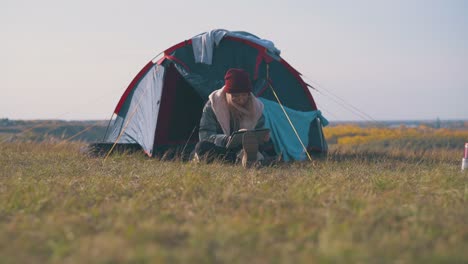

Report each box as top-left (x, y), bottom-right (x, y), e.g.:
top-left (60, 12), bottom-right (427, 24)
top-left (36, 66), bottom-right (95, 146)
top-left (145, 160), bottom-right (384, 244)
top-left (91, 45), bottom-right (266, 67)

top-left (193, 68), bottom-right (271, 167)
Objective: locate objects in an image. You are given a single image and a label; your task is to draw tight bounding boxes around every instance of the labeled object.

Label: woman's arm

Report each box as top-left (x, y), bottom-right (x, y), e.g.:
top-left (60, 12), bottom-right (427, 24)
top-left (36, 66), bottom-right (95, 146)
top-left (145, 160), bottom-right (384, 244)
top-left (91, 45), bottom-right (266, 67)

top-left (199, 102), bottom-right (229, 147)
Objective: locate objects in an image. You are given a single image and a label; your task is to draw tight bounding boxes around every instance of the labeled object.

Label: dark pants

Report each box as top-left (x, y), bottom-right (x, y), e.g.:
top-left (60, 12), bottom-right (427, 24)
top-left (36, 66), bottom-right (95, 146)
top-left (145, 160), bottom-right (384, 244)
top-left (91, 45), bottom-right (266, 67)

top-left (194, 141), bottom-right (240, 163)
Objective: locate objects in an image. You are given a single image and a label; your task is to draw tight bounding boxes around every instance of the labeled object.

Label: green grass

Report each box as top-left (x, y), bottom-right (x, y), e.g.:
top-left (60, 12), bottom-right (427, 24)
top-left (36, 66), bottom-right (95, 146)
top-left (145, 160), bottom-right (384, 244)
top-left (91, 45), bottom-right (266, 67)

top-left (0, 142), bottom-right (467, 263)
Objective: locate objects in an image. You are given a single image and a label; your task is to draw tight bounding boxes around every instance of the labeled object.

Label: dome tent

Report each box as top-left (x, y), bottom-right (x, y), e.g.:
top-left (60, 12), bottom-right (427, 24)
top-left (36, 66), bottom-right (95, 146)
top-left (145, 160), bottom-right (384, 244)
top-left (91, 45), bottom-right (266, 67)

top-left (99, 29), bottom-right (328, 161)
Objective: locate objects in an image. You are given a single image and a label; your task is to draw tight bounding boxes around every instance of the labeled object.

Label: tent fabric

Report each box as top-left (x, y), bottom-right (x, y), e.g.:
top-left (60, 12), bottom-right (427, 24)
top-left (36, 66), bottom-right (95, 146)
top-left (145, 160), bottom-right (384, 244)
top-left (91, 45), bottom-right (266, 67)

top-left (260, 98), bottom-right (328, 161)
top-left (191, 29), bottom-right (228, 64)
top-left (191, 29), bottom-right (281, 65)
top-left (226, 31), bottom-right (281, 59)
top-left (169, 35), bottom-right (314, 112)
top-left (107, 64), bottom-right (165, 155)
top-left (105, 29), bottom-right (327, 160)
top-left (114, 61), bottom-right (154, 115)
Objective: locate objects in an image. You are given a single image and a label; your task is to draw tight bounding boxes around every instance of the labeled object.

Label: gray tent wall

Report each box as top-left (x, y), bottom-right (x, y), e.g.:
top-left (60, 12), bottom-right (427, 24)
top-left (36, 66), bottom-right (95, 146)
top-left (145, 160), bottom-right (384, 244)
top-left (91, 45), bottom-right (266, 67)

top-left (106, 64), bottom-right (165, 156)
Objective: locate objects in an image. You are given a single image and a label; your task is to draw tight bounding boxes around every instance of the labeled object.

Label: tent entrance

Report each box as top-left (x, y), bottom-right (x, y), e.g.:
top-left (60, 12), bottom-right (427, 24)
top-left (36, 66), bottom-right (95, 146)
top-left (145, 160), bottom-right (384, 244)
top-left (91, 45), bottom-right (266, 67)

top-left (153, 63), bottom-right (204, 155)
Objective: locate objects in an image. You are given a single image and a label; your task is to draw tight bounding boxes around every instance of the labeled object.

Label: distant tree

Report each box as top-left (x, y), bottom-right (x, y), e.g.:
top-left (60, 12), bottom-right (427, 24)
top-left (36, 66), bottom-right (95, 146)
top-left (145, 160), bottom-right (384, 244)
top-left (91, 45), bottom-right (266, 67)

top-left (0, 118), bottom-right (10, 126)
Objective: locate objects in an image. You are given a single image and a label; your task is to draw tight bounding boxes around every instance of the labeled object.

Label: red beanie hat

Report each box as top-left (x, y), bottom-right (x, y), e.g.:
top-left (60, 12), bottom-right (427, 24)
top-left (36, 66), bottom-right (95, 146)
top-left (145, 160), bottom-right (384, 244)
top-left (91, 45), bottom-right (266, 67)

top-left (223, 68), bottom-right (252, 94)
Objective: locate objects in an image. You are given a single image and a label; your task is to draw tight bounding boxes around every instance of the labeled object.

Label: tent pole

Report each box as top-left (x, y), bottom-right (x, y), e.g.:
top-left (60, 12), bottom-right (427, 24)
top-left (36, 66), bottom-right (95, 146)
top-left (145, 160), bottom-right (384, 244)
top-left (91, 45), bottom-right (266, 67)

top-left (102, 113), bottom-right (115, 141)
top-left (266, 64), bottom-right (313, 161)
top-left (104, 86), bottom-right (149, 161)
top-left (181, 125), bottom-right (198, 159)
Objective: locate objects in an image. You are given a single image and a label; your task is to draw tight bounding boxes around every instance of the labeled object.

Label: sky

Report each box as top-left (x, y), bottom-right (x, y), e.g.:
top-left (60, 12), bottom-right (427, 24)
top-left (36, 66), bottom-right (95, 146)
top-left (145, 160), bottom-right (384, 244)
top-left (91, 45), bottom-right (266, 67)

top-left (2, 0), bottom-right (467, 121)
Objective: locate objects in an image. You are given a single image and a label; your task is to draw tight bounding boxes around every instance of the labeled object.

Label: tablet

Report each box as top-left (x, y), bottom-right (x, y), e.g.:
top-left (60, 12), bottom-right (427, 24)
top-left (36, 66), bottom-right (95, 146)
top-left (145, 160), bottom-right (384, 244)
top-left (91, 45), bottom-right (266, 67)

top-left (225, 128), bottom-right (270, 149)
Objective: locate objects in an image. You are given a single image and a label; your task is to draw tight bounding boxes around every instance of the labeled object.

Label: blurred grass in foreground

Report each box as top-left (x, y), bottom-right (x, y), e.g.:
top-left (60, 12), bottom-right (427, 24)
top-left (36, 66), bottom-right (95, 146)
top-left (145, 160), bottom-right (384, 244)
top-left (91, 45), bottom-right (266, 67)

top-left (0, 126), bottom-right (467, 263)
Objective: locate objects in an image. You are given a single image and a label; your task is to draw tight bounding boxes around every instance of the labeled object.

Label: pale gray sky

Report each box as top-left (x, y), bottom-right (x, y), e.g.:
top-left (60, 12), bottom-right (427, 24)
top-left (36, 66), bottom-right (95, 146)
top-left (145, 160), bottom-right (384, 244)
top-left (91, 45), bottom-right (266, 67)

top-left (2, 0), bottom-right (467, 121)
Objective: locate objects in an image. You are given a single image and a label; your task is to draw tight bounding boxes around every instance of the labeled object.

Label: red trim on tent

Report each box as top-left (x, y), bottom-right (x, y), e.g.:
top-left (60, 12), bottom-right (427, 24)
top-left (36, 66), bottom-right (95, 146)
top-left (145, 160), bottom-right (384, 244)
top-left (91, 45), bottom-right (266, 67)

top-left (114, 61), bottom-right (154, 114)
top-left (254, 53), bottom-right (263, 80)
top-left (162, 39), bottom-right (192, 71)
top-left (164, 54), bottom-right (191, 72)
top-left (253, 49), bottom-right (274, 80)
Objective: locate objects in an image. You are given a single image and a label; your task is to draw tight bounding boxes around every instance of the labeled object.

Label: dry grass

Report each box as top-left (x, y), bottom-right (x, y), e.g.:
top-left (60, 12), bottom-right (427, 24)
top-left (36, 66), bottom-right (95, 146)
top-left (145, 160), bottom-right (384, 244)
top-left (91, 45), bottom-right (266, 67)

top-left (0, 139), bottom-right (467, 263)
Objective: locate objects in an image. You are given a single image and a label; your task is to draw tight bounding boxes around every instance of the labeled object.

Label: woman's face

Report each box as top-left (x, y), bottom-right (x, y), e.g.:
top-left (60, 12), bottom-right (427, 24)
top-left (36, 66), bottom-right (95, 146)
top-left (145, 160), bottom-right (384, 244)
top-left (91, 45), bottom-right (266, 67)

top-left (229, 92), bottom-right (250, 107)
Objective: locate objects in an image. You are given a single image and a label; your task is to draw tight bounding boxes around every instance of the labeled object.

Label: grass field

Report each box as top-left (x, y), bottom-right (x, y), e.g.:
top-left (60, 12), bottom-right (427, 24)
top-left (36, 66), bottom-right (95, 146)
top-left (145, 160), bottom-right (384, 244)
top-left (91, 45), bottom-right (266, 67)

top-left (1, 126), bottom-right (467, 263)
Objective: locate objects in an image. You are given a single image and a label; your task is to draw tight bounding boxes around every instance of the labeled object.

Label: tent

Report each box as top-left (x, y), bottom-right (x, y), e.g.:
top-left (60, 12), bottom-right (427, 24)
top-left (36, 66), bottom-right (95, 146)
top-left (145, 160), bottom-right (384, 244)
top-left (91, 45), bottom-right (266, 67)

top-left (100, 29), bottom-right (328, 161)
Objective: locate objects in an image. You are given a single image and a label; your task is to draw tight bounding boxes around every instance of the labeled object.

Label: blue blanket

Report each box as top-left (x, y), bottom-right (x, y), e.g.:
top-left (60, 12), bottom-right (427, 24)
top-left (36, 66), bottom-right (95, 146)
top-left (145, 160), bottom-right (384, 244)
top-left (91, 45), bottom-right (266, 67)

top-left (260, 98), bottom-right (328, 161)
